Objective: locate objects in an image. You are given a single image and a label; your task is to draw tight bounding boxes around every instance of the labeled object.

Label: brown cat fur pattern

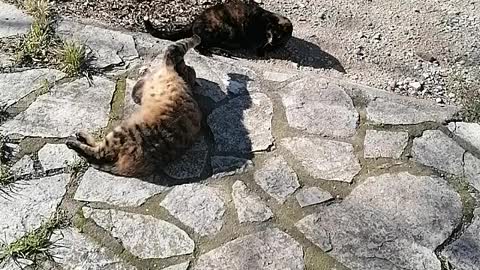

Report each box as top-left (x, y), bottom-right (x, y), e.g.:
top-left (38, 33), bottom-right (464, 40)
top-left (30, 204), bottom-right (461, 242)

top-left (66, 36), bottom-right (202, 177)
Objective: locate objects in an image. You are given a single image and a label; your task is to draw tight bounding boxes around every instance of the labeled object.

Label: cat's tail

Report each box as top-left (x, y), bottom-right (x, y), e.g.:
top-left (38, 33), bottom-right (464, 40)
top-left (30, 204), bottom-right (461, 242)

top-left (163, 35), bottom-right (202, 67)
top-left (144, 17), bottom-right (193, 41)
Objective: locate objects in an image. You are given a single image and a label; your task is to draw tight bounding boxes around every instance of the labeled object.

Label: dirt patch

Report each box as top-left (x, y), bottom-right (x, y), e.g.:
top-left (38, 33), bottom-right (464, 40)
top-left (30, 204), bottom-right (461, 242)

top-left (54, 0), bottom-right (221, 31)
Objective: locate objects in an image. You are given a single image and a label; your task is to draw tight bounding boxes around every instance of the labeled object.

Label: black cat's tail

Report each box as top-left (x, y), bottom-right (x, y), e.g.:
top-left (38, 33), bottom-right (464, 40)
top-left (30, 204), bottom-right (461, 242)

top-left (143, 18), bottom-right (193, 41)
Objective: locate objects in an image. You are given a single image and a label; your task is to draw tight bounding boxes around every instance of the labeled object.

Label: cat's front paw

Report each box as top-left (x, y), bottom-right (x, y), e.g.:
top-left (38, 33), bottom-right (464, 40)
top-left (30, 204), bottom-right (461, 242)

top-left (65, 139), bottom-right (80, 150)
top-left (75, 131), bottom-right (95, 146)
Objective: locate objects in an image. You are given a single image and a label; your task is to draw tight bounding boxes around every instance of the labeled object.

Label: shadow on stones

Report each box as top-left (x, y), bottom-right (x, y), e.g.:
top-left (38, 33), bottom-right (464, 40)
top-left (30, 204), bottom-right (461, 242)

top-left (440, 236), bottom-right (480, 269)
top-left (216, 36), bottom-right (346, 72)
top-left (273, 37), bottom-right (345, 72)
top-left (138, 72), bottom-right (254, 186)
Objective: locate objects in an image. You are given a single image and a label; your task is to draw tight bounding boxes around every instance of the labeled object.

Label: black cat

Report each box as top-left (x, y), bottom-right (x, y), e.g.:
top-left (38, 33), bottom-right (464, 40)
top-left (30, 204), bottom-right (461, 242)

top-left (144, 0), bottom-right (293, 57)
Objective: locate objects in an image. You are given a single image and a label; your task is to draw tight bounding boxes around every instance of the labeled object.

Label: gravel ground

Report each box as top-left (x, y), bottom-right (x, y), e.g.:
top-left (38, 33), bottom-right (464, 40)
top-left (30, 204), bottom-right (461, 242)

top-left (7, 0), bottom-right (480, 112)
top-left (258, 0), bottom-right (480, 108)
top-left (55, 0), bottom-right (221, 31)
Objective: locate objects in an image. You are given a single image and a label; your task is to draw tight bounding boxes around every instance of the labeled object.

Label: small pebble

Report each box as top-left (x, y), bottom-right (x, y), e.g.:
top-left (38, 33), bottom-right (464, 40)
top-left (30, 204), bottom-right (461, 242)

top-left (436, 98), bottom-right (443, 104)
top-left (410, 81), bottom-right (422, 90)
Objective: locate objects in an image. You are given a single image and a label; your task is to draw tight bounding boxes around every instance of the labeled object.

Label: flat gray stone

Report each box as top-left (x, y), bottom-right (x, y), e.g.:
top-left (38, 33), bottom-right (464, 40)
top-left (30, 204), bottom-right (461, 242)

top-left (442, 208), bottom-right (480, 270)
top-left (132, 32), bottom-right (172, 55)
top-left (296, 172), bottom-right (462, 270)
top-left (361, 86), bottom-right (460, 125)
top-left (448, 122), bottom-right (480, 151)
top-left (254, 156), bottom-right (299, 204)
top-left (0, 174), bottom-right (69, 245)
top-left (0, 2), bottom-right (32, 38)
top-left (38, 143), bottom-right (80, 171)
top-left (0, 76), bottom-right (115, 138)
top-left (57, 20), bottom-right (138, 68)
top-left (295, 187), bottom-right (333, 207)
top-left (193, 228), bottom-right (304, 270)
top-left (132, 32), bottom-right (172, 60)
top-left (185, 54), bottom-right (258, 102)
top-left (163, 136), bottom-right (208, 179)
top-left (160, 183), bottom-right (226, 236)
top-left (281, 77), bottom-right (358, 138)
top-left (74, 168), bottom-right (167, 207)
top-left (211, 156), bottom-right (253, 179)
top-left (281, 137), bottom-right (361, 183)
top-left (51, 228), bottom-right (136, 270)
top-left (0, 69), bottom-right (65, 109)
top-left (9, 155), bottom-right (34, 176)
top-left (263, 71), bottom-right (296, 82)
top-left (208, 93), bottom-right (273, 153)
top-left (83, 207), bottom-right (194, 259)
top-left (0, 77), bottom-right (115, 138)
top-left (412, 130), bottom-right (465, 175)
top-left (232, 181), bottom-right (273, 223)
top-left (364, 130), bottom-right (408, 158)
top-left (163, 262), bottom-right (190, 270)
top-left (464, 153), bottom-right (480, 192)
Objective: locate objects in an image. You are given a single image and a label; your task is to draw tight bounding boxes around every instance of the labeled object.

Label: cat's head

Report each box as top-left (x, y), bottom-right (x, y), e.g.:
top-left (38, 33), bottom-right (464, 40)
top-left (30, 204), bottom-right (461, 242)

top-left (265, 14), bottom-right (293, 51)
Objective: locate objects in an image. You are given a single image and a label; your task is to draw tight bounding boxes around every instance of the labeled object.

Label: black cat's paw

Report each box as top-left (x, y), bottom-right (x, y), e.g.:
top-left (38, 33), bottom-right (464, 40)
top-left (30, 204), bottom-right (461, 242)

top-left (195, 46), bottom-right (213, 57)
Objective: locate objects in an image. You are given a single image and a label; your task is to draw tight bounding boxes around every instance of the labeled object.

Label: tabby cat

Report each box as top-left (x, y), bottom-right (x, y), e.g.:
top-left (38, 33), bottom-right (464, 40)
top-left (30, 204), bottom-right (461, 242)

top-left (144, 0), bottom-right (293, 57)
top-left (66, 35), bottom-right (203, 177)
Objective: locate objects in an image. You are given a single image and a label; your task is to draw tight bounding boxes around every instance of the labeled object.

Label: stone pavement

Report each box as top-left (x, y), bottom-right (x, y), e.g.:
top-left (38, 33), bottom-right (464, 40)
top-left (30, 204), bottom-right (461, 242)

top-left (1, 3), bottom-right (480, 270)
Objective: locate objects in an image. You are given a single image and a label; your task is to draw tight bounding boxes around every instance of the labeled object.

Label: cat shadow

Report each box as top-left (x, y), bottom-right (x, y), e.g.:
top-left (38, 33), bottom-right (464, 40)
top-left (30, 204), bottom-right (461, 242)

top-left (218, 36), bottom-right (346, 73)
top-left (141, 72), bottom-right (254, 186)
top-left (280, 36), bottom-right (346, 72)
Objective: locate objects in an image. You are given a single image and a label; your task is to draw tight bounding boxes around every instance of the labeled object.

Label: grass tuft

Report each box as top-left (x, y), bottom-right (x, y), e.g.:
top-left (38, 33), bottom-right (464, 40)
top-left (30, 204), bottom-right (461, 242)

top-left (38, 78), bottom-right (53, 95)
top-left (24, 0), bottom-right (50, 26)
top-left (13, 0), bottom-right (90, 76)
top-left (16, 0), bottom-right (54, 65)
top-left (0, 211), bottom-right (67, 265)
top-left (57, 41), bottom-right (86, 77)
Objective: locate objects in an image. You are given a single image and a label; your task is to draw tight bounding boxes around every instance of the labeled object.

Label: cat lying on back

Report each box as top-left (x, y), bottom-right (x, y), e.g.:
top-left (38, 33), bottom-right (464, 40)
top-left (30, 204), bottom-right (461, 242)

top-left (144, 0), bottom-right (293, 57)
top-left (66, 36), bottom-right (202, 177)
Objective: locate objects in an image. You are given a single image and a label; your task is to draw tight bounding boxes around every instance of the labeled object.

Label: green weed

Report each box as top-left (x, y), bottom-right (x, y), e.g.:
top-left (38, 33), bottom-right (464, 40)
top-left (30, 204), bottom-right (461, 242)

top-left (0, 211), bottom-right (67, 265)
top-left (57, 41), bottom-right (86, 76)
top-left (16, 0), bottom-right (54, 65)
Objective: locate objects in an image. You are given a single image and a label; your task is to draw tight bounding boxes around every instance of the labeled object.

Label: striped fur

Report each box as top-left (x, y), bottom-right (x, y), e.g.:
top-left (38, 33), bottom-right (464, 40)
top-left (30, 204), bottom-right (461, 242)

top-left (66, 35), bottom-right (202, 177)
